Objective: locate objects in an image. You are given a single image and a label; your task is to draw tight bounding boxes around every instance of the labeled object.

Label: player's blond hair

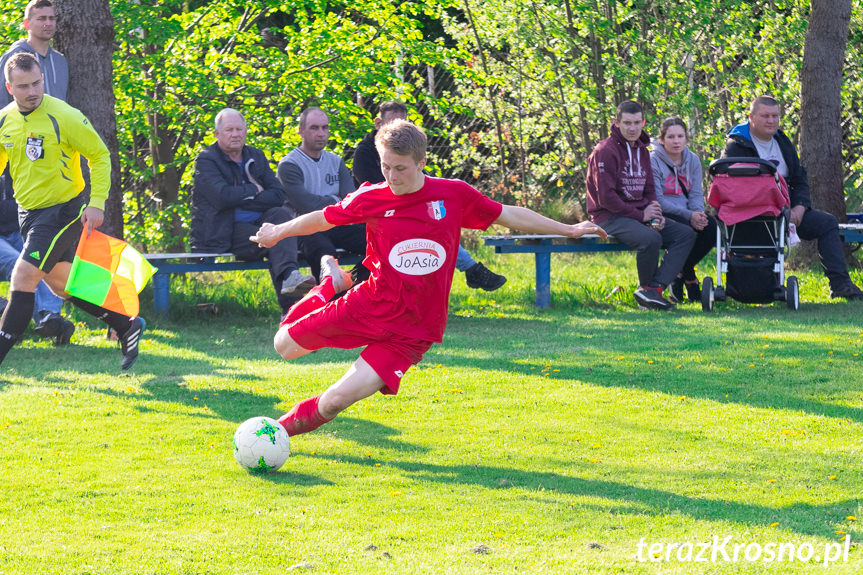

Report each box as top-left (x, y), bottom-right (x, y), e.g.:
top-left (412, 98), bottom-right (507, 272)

top-left (375, 119), bottom-right (427, 163)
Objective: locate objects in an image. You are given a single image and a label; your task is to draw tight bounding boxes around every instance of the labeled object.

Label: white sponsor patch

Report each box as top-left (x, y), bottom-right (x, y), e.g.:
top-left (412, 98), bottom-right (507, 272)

top-left (389, 239), bottom-right (446, 276)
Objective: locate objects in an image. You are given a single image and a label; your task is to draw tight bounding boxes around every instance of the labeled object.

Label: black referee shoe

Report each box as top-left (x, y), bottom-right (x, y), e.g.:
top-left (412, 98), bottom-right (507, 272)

top-left (119, 317), bottom-right (146, 370)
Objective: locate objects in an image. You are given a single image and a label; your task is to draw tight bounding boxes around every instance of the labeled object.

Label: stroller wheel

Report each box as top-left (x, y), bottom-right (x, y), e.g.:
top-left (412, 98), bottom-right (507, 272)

top-left (786, 276), bottom-right (800, 310)
top-left (701, 276), bottom-right (715, 312)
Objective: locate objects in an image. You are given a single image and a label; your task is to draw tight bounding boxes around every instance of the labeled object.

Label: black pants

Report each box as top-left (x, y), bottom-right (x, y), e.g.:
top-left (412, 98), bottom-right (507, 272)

top-left (666, 213), bottom-right (718, 280)
top-left (299, 224), bottom-right (366, 280)
top-left (230, 206), bottom-right (300, 311)
top-left (796, 208), bottom-right (852, 287)
top-left (597, 216), bottom-right (696, 287)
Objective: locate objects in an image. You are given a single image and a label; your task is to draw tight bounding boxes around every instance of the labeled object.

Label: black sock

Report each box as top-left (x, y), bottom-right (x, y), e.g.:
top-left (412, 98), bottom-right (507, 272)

top-left (0, 291), bottom-right (36, 366)
top-left (68, 296), bottom-right (134, 335)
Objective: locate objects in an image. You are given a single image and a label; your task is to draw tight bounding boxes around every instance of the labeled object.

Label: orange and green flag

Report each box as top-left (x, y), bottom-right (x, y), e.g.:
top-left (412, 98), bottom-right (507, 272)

top-left (65, 228), bottom-right (156, 317)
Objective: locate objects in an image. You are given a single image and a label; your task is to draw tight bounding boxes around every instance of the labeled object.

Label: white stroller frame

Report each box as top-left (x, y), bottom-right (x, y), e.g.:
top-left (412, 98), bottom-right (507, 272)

top-left (702, 157), bottom-right (799, 311)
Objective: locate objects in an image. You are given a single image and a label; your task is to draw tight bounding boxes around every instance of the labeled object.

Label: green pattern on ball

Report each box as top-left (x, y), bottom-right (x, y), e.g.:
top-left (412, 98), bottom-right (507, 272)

top-left (255, 420), bottom-right (280, 444)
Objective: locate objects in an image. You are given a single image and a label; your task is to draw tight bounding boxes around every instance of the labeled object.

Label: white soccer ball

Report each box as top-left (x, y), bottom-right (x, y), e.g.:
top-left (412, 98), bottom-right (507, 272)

top-left (233, 416), bottom-right (291, 472)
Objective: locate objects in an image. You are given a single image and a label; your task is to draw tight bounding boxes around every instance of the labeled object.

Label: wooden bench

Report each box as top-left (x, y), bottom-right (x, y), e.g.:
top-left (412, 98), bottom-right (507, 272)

top-left (486, 218), bottom-right (863, 309)
top-left (839, 212), bottom-right (863, 244)
top-left (143, 252), bottom-right (360, 316)
top-left (482, 234), bottom-right (628, 308)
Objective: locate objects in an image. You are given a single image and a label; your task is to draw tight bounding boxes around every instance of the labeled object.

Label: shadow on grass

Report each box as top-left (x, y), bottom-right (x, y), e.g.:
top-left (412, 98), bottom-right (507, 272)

top-left (247, 470), bottom-right (335, 487)
top-left (323, 416), bottom-right (430, 454)
top-left (305, 452), bottom-right (857, 540)
top-left (431, 305), bottom-right (863, 423)
top-left (7, 302), bottom-right (862, 427)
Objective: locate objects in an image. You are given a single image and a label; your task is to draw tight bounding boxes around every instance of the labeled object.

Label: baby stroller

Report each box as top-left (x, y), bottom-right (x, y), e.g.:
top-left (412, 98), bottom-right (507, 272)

top-left (701, 157), bottom-right (799, 311)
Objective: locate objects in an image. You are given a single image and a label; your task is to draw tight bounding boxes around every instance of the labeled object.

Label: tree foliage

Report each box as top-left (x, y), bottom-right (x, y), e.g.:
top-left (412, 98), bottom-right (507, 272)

top-left (0, 0), bottom-right (861, 249)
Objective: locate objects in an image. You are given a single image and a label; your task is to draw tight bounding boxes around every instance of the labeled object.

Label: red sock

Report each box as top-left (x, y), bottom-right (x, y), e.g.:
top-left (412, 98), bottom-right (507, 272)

top-left (281, 276), bottom-right (336, 327)
top-left (278, 394), bottom-right (333, 436)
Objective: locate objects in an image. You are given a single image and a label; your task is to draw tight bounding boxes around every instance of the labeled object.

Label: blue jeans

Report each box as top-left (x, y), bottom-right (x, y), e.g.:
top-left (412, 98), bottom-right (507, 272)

top-left (456, 245), bottom-right (476, 272)
top-left (0, 231), bottom-right (63, 320)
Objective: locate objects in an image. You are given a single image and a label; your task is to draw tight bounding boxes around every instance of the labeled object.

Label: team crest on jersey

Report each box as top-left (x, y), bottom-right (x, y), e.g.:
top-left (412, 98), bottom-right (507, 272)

top-left (389, 238), bottom-right (446, 276)
top-left (427, 200), bottom-right (446, 220)
top-left (26, 135), bottom-right (44, 161)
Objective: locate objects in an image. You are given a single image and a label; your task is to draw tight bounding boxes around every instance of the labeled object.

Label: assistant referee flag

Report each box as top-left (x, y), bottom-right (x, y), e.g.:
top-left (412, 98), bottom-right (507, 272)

top-left (64, 228), bottom-right (156, 316)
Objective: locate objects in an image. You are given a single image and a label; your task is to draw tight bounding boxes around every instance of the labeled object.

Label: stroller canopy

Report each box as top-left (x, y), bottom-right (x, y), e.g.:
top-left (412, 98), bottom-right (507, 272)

top-left (707, 158), bottom-right (790, 226)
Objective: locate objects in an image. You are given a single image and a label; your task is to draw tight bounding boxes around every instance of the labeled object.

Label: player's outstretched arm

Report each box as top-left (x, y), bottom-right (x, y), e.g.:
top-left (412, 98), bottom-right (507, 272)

top-left (250, 210), bottom-right (333, 248)
top-left (494, 205), bottom-right (607, 239)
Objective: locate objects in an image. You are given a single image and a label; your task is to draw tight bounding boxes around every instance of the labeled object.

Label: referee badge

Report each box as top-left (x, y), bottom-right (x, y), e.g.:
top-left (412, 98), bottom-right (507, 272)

top-left (26, 136), bottom-right (44, 161)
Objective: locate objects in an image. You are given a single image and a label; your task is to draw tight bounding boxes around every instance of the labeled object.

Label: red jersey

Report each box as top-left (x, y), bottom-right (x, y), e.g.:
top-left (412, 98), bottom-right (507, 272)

top-left (323, 176), bottom-right (503, 342)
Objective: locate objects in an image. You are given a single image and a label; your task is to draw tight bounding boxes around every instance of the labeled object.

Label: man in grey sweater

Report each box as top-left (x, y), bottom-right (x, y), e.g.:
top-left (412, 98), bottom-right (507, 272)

top-left (0, 0), bottom-right (68, 107)
top-left (278, 107), bottom-right (366, 280)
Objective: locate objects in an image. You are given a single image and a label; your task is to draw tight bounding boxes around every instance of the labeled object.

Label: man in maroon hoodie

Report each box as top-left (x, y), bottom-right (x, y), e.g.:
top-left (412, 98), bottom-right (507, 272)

top-left (586, 101), bottom-right (695, 310)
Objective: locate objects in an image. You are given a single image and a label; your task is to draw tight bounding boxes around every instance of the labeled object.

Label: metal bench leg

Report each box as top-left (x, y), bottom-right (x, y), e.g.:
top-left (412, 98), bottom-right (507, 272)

top-left (153, 272), bottom-right (170, 317)
top-left (534, 252), bottom-right (551, 308)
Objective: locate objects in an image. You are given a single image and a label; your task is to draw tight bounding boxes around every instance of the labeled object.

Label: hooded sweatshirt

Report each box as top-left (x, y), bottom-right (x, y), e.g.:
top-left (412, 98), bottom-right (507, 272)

top-left (585, 124), bottom-right (655, 224)
top-left (0, 39), bottom-right (69, 108)
top-left (650, 139), bottom-right (704, 221)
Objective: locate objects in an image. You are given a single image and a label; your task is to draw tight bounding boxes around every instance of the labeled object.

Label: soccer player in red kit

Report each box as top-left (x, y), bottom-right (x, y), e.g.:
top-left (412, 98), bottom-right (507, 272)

top-left (250, 119), bottom-right (606, 437)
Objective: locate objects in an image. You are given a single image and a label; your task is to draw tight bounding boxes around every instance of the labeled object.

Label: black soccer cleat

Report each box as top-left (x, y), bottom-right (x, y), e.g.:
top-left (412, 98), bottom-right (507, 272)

top-left (465, 262), bottom-right (507, 291)
top-left (119, 316), bottom-right (146, 370)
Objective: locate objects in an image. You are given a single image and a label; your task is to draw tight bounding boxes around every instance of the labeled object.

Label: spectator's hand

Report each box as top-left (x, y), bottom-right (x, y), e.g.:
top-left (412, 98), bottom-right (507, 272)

top-left (790, 205), bottom-right (805, 227)
top-left (652, 215), bottom-right (666, 231)
top-left (690, 211), bottom-right (708, 231)
top-left (643, 201), bottom-right (663, 222)
top-left (250, 222), bottom-right (280, 248)
top-left (568, 221), bottom-right (607, 239)
top-left (81, 206), bottom-right (104, 236)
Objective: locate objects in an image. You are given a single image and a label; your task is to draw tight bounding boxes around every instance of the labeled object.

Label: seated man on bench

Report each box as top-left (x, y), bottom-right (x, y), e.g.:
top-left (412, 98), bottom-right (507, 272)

top-left (192, 108), bottom-right (314, 315)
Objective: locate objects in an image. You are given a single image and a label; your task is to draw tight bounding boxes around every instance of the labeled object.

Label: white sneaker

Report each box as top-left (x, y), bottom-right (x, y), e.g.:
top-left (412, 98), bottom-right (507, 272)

top-left (280, 269), bottom-right (316, 295)
top-left (320, 255), bottom-right (353, 293)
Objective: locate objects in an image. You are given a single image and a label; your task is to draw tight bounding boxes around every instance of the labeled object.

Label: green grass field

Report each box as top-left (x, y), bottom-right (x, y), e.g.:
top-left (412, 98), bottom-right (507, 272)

top-left (1, 251), bottom-right (861, 574)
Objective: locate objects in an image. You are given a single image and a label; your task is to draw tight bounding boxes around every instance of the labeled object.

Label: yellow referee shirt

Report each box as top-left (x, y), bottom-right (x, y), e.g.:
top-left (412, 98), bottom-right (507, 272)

top-left (0, 94), bottom-right (110, 211)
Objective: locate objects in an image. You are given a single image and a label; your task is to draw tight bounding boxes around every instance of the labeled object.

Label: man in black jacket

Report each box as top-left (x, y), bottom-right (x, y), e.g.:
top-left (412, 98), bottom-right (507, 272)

top-left (723, 96), bottom-right (862, 300)
top-left (191, 109), bottom-right (314, 313)
top-left (351, 100), bottom-right (507, 292)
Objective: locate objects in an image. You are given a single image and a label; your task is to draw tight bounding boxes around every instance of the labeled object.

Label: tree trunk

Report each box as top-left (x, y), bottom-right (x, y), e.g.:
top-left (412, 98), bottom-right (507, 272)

top-left (800, 0), bottom-right (851, 220)
top-left (52, 0), bottom-right (124, 238)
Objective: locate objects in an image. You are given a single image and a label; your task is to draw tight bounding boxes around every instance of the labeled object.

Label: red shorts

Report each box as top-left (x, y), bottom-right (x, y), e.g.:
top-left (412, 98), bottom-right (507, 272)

top-left (285, 295), bottom-right (433, 395)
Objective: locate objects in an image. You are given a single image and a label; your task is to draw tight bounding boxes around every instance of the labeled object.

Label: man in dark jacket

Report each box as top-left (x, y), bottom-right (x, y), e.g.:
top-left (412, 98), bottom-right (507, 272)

top-left (586, 100), bottom-right (695, 310)
top-left (351, 100), bottom-right (506, 291)
top-left (191, 109), bottom-right (314, 313)
top-left (723, 96), bottom-right (862, 300)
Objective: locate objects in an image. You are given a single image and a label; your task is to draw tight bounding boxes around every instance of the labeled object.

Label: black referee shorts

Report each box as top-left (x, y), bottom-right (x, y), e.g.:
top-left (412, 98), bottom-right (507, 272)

top-left (19, 193), bottom-right (86, 273)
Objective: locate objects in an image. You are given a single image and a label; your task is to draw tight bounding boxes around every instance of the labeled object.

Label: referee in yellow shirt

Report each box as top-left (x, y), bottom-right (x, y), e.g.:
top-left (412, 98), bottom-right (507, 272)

top-left (0, 52), bottom-right (144, 370)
